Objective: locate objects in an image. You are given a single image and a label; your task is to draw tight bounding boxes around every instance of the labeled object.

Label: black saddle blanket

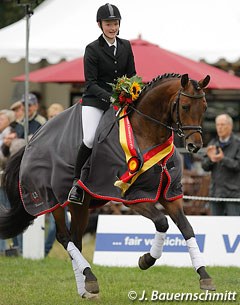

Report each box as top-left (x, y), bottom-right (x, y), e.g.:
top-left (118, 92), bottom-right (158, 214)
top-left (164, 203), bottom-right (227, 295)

top-left (19, 104), bottom-right (183, 216)
top-left (80, 107), bottom-right (183, 204)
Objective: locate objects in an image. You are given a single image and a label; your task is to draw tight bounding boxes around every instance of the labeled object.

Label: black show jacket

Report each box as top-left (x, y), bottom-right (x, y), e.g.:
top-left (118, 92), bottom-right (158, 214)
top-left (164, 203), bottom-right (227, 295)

top-left (82, 35), bottom-right (136, 110)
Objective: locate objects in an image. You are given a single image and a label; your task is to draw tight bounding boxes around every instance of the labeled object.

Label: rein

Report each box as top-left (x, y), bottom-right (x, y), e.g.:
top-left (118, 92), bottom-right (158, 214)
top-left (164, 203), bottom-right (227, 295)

top-left (129, 89), bottom-right (205, 139)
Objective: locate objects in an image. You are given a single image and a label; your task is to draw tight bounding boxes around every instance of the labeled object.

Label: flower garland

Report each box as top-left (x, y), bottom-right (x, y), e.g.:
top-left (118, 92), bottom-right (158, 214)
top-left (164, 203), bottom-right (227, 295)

top-left (109, 75), bottom-right (143, 107)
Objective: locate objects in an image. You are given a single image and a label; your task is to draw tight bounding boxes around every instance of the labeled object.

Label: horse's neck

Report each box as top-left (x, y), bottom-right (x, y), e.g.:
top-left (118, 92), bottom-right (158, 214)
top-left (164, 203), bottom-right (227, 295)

top-left (130, 80), bottom-right (179, 151)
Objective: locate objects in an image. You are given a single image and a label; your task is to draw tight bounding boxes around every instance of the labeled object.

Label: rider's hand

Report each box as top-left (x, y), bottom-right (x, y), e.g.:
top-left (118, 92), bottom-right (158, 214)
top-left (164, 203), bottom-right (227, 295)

top-left (110, 96), bottom-right (116, 104)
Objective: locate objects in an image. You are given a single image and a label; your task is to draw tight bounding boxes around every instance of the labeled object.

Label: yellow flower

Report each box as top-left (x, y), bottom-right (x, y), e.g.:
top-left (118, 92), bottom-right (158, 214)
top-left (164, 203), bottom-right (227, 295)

top-left (130, 82), bottom-right (141, 101)
top-left (108, 75), bottom-right (143, 106)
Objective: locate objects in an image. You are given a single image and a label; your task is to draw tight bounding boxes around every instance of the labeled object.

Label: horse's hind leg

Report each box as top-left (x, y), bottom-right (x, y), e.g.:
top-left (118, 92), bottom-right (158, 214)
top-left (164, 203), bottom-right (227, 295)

top-left (53, 207), bottom-right (71, 249)
top-left (163, 199), bottom-right (216, 291)
top-left (127, 202), bottom-right (169, 270)
top-left (68, 200), bottom-right (99, 297)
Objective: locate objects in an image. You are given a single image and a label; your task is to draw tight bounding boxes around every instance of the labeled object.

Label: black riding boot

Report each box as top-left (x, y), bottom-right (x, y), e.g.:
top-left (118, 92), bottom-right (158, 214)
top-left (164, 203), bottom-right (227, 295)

top-left (68, 143), bottom-right (92, 204)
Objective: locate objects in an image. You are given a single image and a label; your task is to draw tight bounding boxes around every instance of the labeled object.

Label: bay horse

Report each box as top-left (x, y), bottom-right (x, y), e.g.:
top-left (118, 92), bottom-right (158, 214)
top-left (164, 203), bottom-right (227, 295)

top-left (0, 73), bottom-right (215, 299)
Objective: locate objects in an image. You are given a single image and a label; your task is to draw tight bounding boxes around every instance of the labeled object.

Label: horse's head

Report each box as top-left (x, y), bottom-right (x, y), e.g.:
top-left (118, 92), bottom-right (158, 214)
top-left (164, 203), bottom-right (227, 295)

top-left (130, 73), bottom-right (210, 153)
top-left (172, 73), bottom-right (210, 153)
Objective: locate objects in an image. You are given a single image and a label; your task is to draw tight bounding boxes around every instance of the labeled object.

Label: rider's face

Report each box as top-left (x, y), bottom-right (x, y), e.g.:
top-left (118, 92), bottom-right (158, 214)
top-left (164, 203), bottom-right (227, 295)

top-left (99, 20), bottom-right (119, 42)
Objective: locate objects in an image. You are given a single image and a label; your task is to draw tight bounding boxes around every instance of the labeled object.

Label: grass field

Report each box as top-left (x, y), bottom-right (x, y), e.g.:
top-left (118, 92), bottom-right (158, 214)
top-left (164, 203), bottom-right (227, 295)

top-left (0, 236), bottom-right (239, 305)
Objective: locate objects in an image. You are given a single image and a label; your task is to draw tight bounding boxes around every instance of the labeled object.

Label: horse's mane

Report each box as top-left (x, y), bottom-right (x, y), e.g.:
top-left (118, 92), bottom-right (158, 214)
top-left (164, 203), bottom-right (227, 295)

top-left (138, 73), bottom-right (181, 99)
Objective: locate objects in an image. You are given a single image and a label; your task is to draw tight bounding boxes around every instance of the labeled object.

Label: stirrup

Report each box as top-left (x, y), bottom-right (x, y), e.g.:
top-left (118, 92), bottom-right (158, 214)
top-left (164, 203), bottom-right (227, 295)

top-left (68, 185), bottom-right (85, 205)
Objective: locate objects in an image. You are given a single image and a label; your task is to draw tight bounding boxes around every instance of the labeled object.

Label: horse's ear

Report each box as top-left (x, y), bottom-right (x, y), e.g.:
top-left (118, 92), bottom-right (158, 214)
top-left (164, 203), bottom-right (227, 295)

top-left (181, 74), bottom-right (189, 88)
top-left (199, 75), bottom-right (210, 89)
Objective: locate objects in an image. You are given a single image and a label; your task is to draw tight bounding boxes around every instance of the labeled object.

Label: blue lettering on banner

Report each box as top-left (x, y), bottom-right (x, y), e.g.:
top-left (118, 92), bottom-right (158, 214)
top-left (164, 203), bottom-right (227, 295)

top-left (223, 235), bottom-right (240, 253)
top-left (95, 233), bottom-right (205, 252)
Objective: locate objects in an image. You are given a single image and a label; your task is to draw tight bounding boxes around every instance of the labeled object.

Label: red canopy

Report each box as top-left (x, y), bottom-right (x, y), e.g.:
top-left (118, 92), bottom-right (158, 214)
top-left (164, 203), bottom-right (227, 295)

top-left (13, 38), bottom-right (240, 89)
top-left (13, 57), bottom-right (85, 84)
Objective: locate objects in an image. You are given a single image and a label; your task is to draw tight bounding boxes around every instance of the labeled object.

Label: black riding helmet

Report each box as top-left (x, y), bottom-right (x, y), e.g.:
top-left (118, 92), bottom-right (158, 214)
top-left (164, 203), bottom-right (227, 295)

top-left (96, 3), bottom-right (121, 22)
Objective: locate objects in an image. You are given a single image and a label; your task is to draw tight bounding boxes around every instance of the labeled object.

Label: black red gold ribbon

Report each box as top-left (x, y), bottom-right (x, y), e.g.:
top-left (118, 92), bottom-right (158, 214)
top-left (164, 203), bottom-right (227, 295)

top-left (115, 108), bottom-right (174, 195)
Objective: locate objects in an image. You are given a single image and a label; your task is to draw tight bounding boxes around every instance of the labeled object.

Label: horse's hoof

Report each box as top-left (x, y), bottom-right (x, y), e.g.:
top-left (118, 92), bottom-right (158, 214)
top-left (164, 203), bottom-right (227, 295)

top-left (139, 254), bottom-right (149, 270)
top-left (138, 253), bottom-right (156, 270)
top-left (200, 278), bottom-right (216, 291)
top-left (85, 280), bottom-right (100, 294)
top-left (82, 291), bottom-right (99, 299)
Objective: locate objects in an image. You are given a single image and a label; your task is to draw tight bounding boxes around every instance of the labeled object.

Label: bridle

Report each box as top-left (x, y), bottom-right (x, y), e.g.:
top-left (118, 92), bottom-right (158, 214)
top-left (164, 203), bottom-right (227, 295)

top-left (172, 89), bottom-right (205, 139)
top-left (128, 89), bottom-right (205, 139)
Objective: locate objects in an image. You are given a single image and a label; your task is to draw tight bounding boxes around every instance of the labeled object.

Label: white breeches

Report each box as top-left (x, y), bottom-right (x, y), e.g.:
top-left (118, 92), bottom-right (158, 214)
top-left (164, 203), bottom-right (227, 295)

top-left (82, 106), bottom-right (104, 149)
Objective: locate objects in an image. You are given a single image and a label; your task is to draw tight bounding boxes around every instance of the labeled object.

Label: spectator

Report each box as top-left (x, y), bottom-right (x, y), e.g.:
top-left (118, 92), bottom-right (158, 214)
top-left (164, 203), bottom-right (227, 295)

top-left (10, 100), bottom-right (25, 123)
top-left (47, 103), bottom-right (65, 120)
top-left (1, 131), bottom-right (25, 160)
top-left (30, 91), bottom-right (47, 119)
top-left (21, 93), bottom-right (47, 138)
top-left (0, 109), bottom-right (15, 146)
top-left (9, 101), bottom-right (25, 138)
top-left (202, 113), bottom-right (240, 216)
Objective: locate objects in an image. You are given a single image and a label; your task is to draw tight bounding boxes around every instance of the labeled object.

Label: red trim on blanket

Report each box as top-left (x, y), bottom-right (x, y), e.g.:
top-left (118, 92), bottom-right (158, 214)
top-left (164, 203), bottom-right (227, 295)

top-left (161, 148), bottom-right (183, 202)
top-left (75, 148), bottom-right (183, 206)
top-left (35, 204), bottom-right (61, 217)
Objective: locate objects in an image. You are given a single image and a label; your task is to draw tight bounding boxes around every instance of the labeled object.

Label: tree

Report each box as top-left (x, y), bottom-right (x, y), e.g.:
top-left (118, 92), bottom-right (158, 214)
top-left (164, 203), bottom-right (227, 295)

top-left (0, 0), bottom-right (45, 29)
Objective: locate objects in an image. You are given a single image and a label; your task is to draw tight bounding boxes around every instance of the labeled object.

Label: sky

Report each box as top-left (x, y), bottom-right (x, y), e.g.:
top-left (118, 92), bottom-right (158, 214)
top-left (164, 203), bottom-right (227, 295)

top-left (0, 0), bottom-right (239, 63)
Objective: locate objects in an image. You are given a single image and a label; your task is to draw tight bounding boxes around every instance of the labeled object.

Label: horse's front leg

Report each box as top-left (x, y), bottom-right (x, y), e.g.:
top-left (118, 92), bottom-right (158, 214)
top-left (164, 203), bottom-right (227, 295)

top-left (127, 202), bottom-right (169, 270)
top-left (68, 197), bottom-right (99, 298)
top-left (52, 207), bottom-right (92, 298)
top-left (52, 207), bottom-right (87, 296)
top-left (163, 199), bottom-right (216, 291)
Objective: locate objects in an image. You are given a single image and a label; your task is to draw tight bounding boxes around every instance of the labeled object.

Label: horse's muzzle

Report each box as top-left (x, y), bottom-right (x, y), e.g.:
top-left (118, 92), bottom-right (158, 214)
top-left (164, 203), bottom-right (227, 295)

top-left (186, 142), bottom-right (201, 153)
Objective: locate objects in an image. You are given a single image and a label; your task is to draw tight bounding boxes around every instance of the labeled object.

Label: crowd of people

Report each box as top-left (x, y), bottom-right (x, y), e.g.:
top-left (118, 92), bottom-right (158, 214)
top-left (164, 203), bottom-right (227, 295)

top-left (0, 92), bottom-right (67, 256)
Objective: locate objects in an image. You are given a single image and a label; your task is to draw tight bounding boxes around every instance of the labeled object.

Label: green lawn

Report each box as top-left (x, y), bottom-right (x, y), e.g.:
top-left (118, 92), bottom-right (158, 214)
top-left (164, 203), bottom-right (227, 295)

top-left (0, 254), bottom-right (239, 305)
top-left (0, 234), bottom-right (239, 305)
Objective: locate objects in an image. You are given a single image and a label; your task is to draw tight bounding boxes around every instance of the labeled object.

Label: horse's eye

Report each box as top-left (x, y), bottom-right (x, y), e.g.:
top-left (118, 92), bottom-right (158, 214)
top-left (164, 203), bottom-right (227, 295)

top-left (182, 104), bottom-right (190, 112)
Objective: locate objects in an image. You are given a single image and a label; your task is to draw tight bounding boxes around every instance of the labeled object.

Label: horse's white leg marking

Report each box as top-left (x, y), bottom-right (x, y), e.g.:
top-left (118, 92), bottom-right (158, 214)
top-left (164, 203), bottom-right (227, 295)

top-left (67, 241), bottom-right (90, 273)
top-left (186, 237), bottom-right (205, 270)
top-left (71, 259), bottom-right (86, 296)
top-left (150, 231), bottom-right (166, 259)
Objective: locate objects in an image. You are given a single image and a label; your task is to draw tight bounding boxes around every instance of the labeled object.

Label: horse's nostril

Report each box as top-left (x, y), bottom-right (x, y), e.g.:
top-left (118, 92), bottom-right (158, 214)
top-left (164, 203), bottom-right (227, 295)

top-left (187, 143), bottom-right (200, 153)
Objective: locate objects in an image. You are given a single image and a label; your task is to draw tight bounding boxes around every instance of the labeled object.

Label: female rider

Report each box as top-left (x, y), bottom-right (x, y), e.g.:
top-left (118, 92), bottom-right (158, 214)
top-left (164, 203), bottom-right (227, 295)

top-left (68, 3), bottom-right (136, 203)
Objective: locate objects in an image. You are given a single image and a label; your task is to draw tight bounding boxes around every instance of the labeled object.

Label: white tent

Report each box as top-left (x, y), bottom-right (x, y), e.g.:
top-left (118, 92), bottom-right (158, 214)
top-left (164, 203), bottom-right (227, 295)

top-left (0, 0), bottom-right (240, 64)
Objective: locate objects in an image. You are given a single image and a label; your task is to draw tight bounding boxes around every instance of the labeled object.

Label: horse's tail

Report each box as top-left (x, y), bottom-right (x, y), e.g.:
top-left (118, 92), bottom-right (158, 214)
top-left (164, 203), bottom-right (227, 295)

top-left (0, 147), bottom-right (35, 239)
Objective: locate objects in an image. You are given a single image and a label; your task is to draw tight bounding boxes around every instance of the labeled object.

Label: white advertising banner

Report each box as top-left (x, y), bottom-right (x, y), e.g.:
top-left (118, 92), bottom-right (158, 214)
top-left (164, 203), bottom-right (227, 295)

top-left (93, 215), bottom-right (240, 267)
top-left (23, 215), bottom-right (45, 259)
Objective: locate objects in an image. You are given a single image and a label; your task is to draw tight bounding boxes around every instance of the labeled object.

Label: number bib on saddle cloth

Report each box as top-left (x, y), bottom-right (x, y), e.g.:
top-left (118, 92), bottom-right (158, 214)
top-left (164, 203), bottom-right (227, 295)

top-left (79, 107), bottom-right (183, 205)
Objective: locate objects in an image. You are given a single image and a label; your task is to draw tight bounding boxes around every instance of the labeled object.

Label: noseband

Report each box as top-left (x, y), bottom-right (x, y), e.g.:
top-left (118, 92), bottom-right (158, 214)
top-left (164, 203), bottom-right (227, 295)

top-left (129, 89), bottom-right (205, 139)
